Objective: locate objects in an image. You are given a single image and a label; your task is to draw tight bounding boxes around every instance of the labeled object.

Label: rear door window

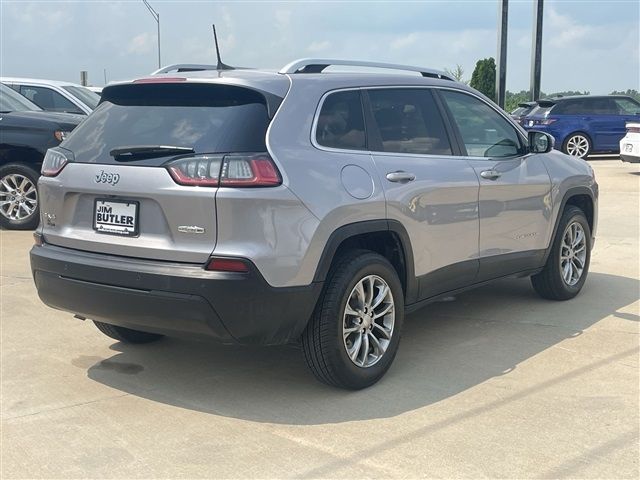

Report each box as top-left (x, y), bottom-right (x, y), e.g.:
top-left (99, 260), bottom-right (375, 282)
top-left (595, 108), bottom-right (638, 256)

top-left (366, 88), bottom-right (452, 155)
top-left (315, 90), bottom-right (366, 150)
top-left (63, 83), bottom-right (276, 166)
top-left (613, 98), bottom-right (640, 114)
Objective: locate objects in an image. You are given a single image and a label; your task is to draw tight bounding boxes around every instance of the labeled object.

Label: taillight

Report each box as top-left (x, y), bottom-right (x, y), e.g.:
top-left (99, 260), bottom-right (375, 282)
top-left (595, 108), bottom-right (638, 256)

top-left (41, 148), bottom-right (71, 177)
top-left (167, 155), bottom-right (223, 186)
top-left (220, 154), bottom-right (281, 187)
top-left (205, 257), bottom-right (249, 273)
top-left (167, 153), bottom-right (281, 188)
top-left (627, 126), bottom-right (640, 134)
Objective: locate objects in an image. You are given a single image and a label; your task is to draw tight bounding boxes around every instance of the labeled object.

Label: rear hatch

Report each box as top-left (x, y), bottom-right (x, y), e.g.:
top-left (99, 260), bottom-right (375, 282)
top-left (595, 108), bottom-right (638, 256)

top-left (523, 100), bottom-right (556, 128)
top-left (39, 81), bottom-right (279, 263)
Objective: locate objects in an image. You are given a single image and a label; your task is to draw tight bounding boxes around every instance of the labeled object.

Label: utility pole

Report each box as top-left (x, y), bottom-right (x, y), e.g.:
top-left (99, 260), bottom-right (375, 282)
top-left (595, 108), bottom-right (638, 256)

top-left (530, 0), bottom-right (544, 101)
top-left (496, 0), bottom-right (509, 108)
top-left (142, 0), bottom-right (161, 69)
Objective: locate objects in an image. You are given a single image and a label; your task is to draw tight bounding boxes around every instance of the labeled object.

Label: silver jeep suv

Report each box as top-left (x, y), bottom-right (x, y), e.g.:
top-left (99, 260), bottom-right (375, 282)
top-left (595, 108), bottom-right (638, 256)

top-left (31, 59), bottom-right (598, 389)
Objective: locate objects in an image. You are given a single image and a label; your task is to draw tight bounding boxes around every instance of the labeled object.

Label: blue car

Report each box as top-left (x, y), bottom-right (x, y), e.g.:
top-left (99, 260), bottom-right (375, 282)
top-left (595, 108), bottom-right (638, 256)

top-left (524, 95), bottom-right (640, 158)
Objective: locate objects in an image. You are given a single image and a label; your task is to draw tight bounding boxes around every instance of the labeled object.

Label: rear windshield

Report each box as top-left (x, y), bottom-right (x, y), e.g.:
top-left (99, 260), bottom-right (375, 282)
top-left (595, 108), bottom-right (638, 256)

top-left (510, 106), bottom-right (531, 116)
top-left (528, 104), bottom-right (554, 117)
top-left (63, 83), bottom-right (275, 165)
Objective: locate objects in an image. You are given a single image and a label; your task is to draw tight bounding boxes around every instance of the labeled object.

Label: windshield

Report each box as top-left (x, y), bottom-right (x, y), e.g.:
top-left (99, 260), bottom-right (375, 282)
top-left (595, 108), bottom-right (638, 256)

top-left (511, 106), bottom-right (529, 116)
top-left (0, 83), bottom-right (42, 112)
top-left (62, 85), bottom-right (100, 110)
top-left (64, 83), bottom-right (275, 166)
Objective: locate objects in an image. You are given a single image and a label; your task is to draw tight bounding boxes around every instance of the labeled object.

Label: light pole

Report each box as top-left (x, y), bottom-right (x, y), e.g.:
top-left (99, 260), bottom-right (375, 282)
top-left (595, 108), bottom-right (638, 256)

top-left (496, 0), bottom-right (509, 108)
top-left (530, 0), bottom-right (544, 101)
top-left (142, 0), bottom-right (161, 69)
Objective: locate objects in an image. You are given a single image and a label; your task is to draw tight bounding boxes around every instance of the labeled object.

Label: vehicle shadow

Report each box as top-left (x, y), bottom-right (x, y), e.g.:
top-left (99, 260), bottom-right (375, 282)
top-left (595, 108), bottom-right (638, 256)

top-left (85, 272), bottom-right (638, 425)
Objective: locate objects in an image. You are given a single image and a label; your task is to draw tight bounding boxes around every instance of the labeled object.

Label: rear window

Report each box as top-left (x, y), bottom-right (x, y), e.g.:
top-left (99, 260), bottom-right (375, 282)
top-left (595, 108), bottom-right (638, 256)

top-left (63, 83), bottom-right (275, 165)
top-left (316, 90), bottom-right (366, 150)
top-left (529, 104), bottom-right (554, 117)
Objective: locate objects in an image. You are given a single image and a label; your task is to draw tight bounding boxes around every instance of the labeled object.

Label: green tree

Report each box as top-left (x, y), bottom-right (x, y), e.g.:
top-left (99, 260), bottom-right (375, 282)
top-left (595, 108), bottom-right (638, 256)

top-left (470, 58), bottom-right (496, 101)
top-left (444, 64), bottom-right (466, 84)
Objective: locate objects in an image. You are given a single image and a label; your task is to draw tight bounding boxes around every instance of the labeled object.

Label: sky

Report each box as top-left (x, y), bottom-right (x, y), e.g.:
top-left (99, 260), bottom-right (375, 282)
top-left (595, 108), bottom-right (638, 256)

top-left (1, 0), bottom-right (638, 94)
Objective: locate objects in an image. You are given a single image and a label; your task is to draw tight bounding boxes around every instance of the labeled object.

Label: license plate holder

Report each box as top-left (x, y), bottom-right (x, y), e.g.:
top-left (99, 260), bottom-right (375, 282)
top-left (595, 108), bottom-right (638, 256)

top-left (93, 199), bottom-right (139, 237)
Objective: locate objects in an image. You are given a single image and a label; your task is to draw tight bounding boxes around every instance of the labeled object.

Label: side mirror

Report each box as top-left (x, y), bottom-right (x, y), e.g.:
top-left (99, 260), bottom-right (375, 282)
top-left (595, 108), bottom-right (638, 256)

top-left (528, 131), bottom-right (554, 154)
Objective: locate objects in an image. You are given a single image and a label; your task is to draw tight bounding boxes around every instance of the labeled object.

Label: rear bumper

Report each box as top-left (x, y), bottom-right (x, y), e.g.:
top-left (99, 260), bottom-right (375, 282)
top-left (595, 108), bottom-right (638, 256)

top-left (620, 153), bottom-right (640, 163)
top-left (30, 244), bottom-right (322, 345)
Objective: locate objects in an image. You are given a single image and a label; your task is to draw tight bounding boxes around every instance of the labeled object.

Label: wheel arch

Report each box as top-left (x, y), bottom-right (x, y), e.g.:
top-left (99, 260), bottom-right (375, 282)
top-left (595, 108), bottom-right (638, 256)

top-left (0, 145), bottom-right (44, 170)
top-left (543, 186), bottom-right (595, 264)
top-left (312, 220), bottom-right (418, 304)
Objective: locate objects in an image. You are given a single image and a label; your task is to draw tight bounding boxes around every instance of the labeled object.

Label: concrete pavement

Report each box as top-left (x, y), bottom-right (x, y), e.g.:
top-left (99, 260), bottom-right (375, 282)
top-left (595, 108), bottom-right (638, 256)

top-left (1, 159), bottom-right (638, 478)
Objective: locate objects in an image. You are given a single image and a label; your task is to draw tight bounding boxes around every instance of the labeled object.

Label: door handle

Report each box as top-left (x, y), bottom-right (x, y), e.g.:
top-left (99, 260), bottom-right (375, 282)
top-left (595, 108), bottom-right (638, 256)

top-left (386, 171), bottom-right (416, 183)
top-left (480, 169), bottom-right (502, 180)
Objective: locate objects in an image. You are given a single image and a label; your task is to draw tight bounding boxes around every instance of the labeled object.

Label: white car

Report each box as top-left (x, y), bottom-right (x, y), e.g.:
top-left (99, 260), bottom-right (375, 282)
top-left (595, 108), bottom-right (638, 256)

top-left (1, 77), bottom-right (100, 115)
top-left (620, 122), bottom-right (640, 163)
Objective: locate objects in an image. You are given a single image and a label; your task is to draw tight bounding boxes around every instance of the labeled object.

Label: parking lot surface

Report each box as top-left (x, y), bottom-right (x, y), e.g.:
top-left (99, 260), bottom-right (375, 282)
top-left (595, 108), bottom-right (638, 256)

top-left (1, 159), bottom-right (638, 479)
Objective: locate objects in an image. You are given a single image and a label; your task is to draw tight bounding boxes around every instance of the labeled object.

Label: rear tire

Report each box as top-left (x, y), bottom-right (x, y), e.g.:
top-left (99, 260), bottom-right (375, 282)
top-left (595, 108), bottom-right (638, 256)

top-left (93, 321), bottom-right (164, 344)
top-left (0, 163), bottom-right (40, 230)
top-left (301, 250), bottom-right (404, 389)
top-left (531, 206), bottom-right (591, 300)
top-left (562, 133), bottom-right (592, 159)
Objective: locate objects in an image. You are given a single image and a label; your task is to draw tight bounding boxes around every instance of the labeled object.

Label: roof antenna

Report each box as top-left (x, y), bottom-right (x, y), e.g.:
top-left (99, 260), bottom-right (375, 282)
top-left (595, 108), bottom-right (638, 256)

top-left (212, 24), bottom-right (233, 70)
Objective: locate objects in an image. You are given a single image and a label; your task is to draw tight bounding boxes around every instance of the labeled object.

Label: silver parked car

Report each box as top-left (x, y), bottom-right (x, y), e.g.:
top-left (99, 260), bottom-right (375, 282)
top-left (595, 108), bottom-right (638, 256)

top-left (30, 59), bottom-right (598, 389)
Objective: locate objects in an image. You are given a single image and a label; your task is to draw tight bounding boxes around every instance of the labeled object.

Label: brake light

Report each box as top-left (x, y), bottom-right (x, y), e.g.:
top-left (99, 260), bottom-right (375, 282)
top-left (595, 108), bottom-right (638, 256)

top-left (627, 126), bottom-right (640, 133)
top-left (41, 149), bottom-right (71, 177)
top-left (205, 257), bottom-right (249, 273)
top-left (166, 153), bottom-right (281, 188)
top-left (220, 154), bottom-right (281, 187)
top-left (133, 77), bottom-right (187, 83)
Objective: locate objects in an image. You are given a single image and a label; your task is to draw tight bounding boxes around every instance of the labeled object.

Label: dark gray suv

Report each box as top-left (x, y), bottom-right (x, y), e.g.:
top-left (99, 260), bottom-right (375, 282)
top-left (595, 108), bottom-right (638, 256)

top-left (31, 59), bottom-right (598, 389)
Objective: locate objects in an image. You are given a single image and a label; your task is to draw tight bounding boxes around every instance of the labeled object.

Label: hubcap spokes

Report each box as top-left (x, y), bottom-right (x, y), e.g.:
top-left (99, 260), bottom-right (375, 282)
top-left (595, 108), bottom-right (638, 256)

top-left (343, 275), bottom-right (395, 368)
top-left (0, 174), bottom-right (37, 221)
top-left (567, 136), bottom-right (589, 157)
top-left (560, 221), bottom-right (587, 286)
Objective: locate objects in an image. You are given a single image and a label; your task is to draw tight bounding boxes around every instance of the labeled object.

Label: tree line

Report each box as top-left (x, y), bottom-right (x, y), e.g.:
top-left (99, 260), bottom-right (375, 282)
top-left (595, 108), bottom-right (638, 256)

top-left (445, 58), bottom-right (640, 113)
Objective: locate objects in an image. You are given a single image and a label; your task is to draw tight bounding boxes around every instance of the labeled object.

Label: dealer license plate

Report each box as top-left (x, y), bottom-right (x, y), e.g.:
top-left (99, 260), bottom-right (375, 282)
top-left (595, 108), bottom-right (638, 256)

top-left (93, 199), bottom-right (139, 237)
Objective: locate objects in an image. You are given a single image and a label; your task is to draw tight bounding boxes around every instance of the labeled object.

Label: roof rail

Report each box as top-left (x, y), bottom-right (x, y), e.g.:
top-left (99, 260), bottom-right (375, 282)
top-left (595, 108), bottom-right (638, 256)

top-left (279, 58), bottom-right (454, 81)
top-left (150, 64), bottom-right (219, 75)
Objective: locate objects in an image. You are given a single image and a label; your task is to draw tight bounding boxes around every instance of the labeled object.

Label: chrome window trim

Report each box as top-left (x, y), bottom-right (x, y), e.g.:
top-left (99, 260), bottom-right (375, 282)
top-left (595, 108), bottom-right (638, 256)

top-left (311, 84), bottom-right (527, 160)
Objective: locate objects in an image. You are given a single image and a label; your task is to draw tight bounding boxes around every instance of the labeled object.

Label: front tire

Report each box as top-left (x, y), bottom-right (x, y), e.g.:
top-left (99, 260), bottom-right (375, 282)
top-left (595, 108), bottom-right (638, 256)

top-left (301, 250), bottom-right (404, 389)
top-left (93, 321), bottom-right (164, 344)
top-left (0, 163), bottom-right (40, 230)
top-left (563, 133), bottom-right (592, 159)
top-left (531, 206), bottom-right (591, 300)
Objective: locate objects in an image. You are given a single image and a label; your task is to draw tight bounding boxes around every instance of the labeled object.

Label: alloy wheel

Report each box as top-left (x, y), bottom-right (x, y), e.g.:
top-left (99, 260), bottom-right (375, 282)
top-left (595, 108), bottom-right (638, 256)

top-left (342, 274), bottom-right (395, 368)
top-left (560, 221), bottom-right (587, 286)
top-left (565, 135), bottom-right (589, 158)
top-left (0, 174), bottom-right (38, 221)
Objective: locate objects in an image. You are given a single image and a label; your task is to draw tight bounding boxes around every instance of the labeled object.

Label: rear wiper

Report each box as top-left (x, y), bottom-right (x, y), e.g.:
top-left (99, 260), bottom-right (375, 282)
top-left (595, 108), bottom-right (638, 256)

top-left (109, 145), bottom-right (195, 161)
